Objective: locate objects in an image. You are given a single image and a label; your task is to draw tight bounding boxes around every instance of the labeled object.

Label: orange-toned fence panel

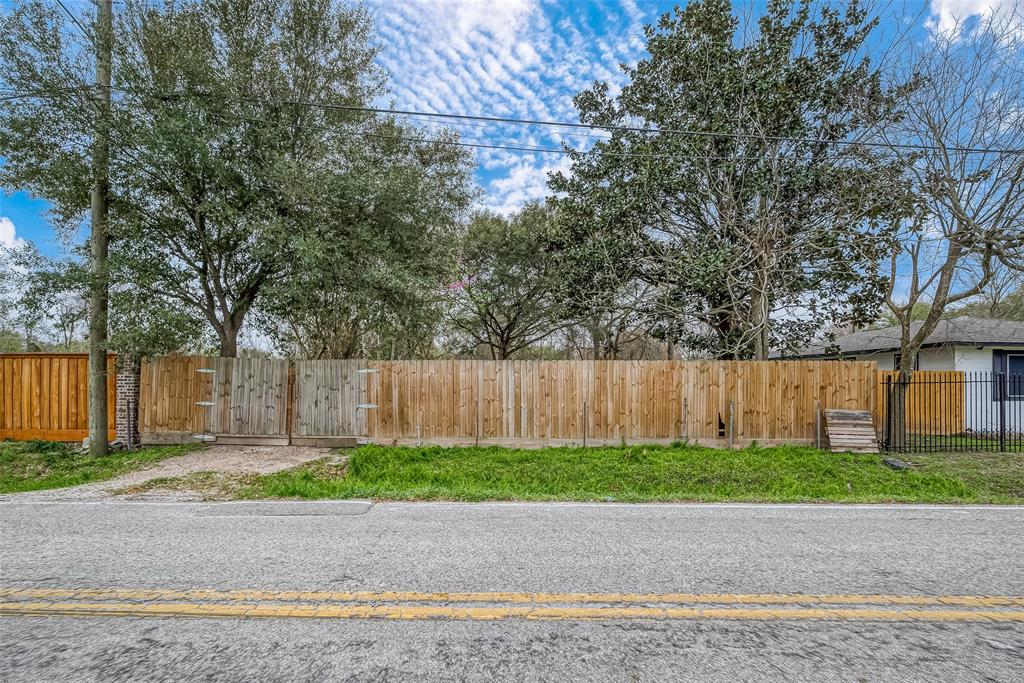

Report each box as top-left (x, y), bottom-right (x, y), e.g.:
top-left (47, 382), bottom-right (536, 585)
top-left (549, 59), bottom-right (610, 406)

top-left (0, 353), bottom-right (116, 441)
top-left (139, 356), bottom-right (289, 442)
top-left (875, 371), bottom-right (965, 435)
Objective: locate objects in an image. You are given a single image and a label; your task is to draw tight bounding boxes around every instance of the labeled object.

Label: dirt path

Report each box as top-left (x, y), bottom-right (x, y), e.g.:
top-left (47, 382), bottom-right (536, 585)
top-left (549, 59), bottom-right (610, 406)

top-left (0, 445), bottom-right (330, 502)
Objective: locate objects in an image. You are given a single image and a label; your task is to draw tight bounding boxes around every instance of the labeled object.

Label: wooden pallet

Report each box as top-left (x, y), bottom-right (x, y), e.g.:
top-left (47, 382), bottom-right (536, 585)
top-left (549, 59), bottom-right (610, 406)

top-left (824, 409), bottom-right (879, 453)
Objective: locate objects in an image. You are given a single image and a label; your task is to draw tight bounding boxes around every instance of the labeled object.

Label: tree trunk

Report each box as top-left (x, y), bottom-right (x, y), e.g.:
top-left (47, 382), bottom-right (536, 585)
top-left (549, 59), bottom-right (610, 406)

top-left (885, 358), bottom-right (916, 452)
top-left (749, 270), bottom-right (770, 360)
top-left (88, 0), bottom-right (113, 457)
top-left (218, 324), bottom-right (239, 357)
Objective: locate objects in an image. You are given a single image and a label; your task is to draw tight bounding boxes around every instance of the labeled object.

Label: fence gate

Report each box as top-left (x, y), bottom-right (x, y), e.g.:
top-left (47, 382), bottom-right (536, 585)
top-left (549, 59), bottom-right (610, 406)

top-left (291, 360), bottom-right (368, 446)
top-left (139, 356), bottom-right (366, 445)
top-left (140, 356), bottom-right (291, 444)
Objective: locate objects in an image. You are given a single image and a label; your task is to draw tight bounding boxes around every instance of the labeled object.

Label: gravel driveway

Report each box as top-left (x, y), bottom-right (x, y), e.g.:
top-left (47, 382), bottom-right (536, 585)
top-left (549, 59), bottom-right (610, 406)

top-left (0, 445), bottom-right (329, 503)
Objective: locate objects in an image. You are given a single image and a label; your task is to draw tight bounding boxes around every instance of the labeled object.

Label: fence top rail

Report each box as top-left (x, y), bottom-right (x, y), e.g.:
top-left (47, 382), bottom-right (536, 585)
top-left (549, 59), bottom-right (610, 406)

top-left (143, 356), bottom-right (877, 367)
top-left (0, 352), bottom-right (116, 359)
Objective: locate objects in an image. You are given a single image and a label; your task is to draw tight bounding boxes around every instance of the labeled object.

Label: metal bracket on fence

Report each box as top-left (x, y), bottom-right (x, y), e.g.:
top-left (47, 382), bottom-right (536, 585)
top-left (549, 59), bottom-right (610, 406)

top-left (355, 368), bottom-right (379, 445)
top-left (193, 368), bottom-right (217, 443)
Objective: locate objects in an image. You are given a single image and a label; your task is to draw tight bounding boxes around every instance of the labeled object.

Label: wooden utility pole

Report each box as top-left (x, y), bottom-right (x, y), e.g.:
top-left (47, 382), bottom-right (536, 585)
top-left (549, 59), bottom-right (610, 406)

top-left (88, 0), bottom-right (113, 456)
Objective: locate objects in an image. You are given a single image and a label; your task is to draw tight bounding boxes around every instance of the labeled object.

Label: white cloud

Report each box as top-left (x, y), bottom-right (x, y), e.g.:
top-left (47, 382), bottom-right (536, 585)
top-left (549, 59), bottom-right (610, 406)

top-left (368, 0), bottom-right (653, 214)
top-left (926, 0), bottom-right (1022, 36)
top-left (0, 216), bottom-right (25, 249)
top-left (483, 155), bottom-right (573, 215)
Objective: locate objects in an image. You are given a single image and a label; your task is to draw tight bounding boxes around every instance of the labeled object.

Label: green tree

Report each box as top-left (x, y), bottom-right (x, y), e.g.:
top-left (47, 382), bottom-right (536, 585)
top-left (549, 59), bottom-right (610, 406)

top-left (10, 245), bottom-right (88, 350)
top-left (549, 0), bottom-right (908, 359)
top-left (449, 203), bottom-right (567, 360)
top-left (1, 0), bottom-right (473, 358)
top-left (258, 126), bottom-right (474, 359)
top-left (2, 241), bottom-right (203, 356)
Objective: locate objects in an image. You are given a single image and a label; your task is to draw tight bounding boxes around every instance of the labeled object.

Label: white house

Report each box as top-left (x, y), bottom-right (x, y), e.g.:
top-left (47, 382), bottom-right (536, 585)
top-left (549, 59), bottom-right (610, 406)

top-left (785, 317), bottom-right (1024, 434)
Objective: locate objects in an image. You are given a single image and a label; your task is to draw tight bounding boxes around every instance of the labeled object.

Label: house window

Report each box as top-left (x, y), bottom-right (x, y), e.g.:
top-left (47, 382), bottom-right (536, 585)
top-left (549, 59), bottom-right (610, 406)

top-left (892, 353), bottom-right (920, 371)
top-left (1009, 354), bottom-right (1024, 398)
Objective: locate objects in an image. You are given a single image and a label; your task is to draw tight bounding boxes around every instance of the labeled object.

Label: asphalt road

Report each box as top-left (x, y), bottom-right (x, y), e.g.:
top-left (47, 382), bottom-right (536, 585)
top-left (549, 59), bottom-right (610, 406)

top-left (1, 500), bottom-right (1022, 681)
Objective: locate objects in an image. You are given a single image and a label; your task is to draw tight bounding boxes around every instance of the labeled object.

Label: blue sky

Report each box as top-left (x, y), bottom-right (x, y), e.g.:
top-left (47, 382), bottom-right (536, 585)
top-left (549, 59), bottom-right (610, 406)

top-left (0, 0), bottom-right (1009, 257)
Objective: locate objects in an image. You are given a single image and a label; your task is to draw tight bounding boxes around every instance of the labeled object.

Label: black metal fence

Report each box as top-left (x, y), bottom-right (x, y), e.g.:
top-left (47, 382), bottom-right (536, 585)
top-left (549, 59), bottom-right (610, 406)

top-left (881, 372), bottom-right (1023, 453)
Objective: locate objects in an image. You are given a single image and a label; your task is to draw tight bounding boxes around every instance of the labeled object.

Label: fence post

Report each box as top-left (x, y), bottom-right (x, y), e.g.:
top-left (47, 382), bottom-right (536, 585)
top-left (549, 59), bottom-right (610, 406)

top-left (682, 397), bottom-right (688, 442)
top-left (882, 376), bottom-right (891, 452)
top-left (476, 362), bottom-right (483, 446)
top-left (728, 400), bottom-right (734, 449)
top-left (815, 400), bottom-right (821, 450)
top-left (998, 372), bottom-right (1007, 452)
top-left (582, 400), bottom-right (588, 447)
top-left (285, 361), bottom-right (295, 445)
top-left (115, 357), bottom-right (141, 448)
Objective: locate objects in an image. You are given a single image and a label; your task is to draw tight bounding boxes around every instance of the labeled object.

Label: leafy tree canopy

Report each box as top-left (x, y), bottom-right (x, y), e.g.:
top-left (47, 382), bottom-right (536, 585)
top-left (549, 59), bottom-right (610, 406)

top-left (1, 0), bottom-right (475, 357)
top-left (448, 203), bottom-right (567, 360)
top-left (549, 0), bottom-right (911, 359)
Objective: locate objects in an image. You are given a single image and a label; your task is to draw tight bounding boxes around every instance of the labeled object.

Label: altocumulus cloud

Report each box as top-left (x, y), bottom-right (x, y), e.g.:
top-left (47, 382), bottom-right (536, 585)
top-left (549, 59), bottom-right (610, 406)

top-left (366, 0), bottom-right (653, 214)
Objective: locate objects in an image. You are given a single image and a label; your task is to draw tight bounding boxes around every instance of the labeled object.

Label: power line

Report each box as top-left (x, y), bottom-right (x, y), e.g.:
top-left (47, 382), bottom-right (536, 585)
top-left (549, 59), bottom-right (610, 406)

top-left (211, 111), bottom-right (842, 163)
top-left (5, 85), bottom-right (909, 164)
top-left (26, 82), bottom-right (1007, 155)
top-left (137, 86), bottom-right (1022, 156)
top-left (54, 0), bottom-right (92, 41)
top-left (7, 84), bottom-right (1023, 155)
top-left (257, 97), bottom-right (1024, 156)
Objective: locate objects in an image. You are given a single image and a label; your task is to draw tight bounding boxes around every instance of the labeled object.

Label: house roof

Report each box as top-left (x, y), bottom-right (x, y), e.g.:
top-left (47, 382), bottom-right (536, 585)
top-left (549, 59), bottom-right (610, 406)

top-left (783, 316), bottom-right (1024, 358)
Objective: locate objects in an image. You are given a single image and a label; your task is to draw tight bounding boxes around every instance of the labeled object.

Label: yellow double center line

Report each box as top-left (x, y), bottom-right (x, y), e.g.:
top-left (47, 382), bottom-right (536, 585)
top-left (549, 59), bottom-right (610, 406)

top-left (1, 587), bottom-right (1022, 623)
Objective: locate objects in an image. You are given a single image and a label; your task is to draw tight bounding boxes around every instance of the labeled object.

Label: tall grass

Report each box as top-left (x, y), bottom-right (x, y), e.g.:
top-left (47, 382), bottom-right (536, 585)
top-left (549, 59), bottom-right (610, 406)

top-left (246, 443), bottom-right (1021, 504)
top-left (0, 440), bottom-right (199, 494)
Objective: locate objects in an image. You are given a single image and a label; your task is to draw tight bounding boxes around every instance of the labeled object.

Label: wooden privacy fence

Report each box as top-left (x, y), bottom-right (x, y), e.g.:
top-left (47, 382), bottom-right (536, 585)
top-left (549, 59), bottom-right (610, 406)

top-left (0, 354), bottom-right (983, 447)
top-left (367, 360), bottom-right (877, 444)
top-left (0, 353), bottom-right (116, 441)
top-left (874, 370), bottom-right (965, 435)
top-left (139, 356), bottom-right (291, 444)
top-left (139, 357), bottom-right (878, 446)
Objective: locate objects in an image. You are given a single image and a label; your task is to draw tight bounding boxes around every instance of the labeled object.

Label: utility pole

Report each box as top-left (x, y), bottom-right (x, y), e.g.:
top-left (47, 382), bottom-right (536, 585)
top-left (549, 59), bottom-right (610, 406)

top-left (88, 0), bottom-right (113, 456)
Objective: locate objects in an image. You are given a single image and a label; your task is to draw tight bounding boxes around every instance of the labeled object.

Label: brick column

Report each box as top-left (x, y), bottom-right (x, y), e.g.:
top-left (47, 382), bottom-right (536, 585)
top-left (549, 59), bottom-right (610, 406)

top-left (115, 359), bottom-right (140, 447)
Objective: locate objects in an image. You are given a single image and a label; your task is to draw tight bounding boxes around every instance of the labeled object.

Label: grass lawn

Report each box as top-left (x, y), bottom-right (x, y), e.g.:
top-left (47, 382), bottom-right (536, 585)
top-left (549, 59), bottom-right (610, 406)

top-left (0, 440), bottom-right (200, 494)
top-left (241, 443), bottom-right (1024, 504)
top-left (894, 434), bottom-right (1024, 453)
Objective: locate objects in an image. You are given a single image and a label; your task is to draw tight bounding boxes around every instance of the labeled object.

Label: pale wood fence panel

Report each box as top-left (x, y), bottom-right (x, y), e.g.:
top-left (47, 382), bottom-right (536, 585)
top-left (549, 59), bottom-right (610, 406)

top-left (0, 353), bottom-right (115, 441)
top-left (292, 360), bottom-right (365, 437)
top-left (367, 360), bottom-right (878, 444)
top-left (139, 355), bottom-right (208, 436)
top-left (137, 357), bottom-right (879, 446)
